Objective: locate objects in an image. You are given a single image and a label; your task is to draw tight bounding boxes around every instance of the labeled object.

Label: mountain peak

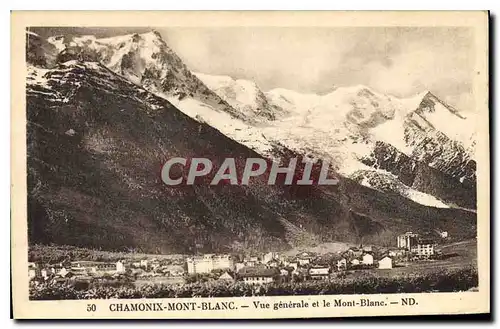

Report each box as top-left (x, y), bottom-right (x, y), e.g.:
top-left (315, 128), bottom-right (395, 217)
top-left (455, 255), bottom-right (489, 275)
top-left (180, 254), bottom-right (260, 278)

top-left (137, 30), bottom-right (166, 43)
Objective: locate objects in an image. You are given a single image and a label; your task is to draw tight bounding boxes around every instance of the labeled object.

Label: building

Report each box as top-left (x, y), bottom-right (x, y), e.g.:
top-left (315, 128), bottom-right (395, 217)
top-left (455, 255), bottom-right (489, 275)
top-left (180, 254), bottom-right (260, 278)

top-left (397, 232), bottom-right (419, 251)
top-left (116, 261), bottom-right (126, 273)
top-left (245, 261), bottom-right (257, 267)
top-left (296, 252), bottom-right (315, 266)
top-left (246, 255), bottom-right (260, 263)
top-left (280, 268), bottom-right (290, 277)
top-left (297, 257), bottom-right (311, 266)
top-left (362, 246), bottom-right (373, 253)
top-left (186, 254), bottom-right (234, 274)
top-left (362, 253), bottom-right (374, 266)
top-left (267, 259), bottom-right (280, 268)
top-left (435, 229), bottom-right (449, 239)
top-left (40, 269), bottom-right (50, 280)
top-left (239, 266), bottom-right (280, 285)
top-left (350, 259), bottom-right (360, 266)
top-left (336, 258), bottom-right (347, 271)
top-left (309, 266), bottom-right (330, 280)
top-left (150, 259), bottom-right (161, 270)
top-left (57, 267), bottom-right (69, 277)
top-left (411, 239), bottom-right (435, 257)
top-left (344, 247), bottom-right (363, 259)
top-left (161, 265), bottom-right (185, 277)
top-left (218, 272), bottom-right (235, 283)
top-left (378, 256), bottom-right (393, 269)
top-left (263, 252), bottom-right (277, 264)
top-left (69, 266), bottom-right (89, 277)
top-left (70, 261), bottom-right (118, 275)
top-left (140, 259), bottom-right (149, 269)
top-left (388, 248), bottom-right (407, 257)
top-left (235, 262), bottom-right (246, 272)
top-left (28, 268), bottom-right (38, 279)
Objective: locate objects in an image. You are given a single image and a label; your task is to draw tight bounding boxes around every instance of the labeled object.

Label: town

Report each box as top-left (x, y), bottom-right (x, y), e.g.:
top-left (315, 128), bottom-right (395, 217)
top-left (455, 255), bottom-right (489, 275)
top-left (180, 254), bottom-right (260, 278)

top-left (28, 231), bottom-right (448, 287)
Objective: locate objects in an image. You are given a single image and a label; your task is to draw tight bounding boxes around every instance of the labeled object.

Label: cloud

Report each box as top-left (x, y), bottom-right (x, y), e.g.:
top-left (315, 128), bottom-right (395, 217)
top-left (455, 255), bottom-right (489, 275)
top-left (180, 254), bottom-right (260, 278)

top-left (161, 27), bottom-right (474, 111)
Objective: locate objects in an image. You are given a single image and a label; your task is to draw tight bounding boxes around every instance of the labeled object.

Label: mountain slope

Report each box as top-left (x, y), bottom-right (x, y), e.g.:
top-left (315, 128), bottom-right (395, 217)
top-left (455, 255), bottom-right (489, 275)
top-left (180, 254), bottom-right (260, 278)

top-left (46, 31), bottom-right (248, 121)
top-left (194, 72), bottom-right (287, 121)
top-left (26, 31), bottom-right (477, 254)
top-left (26, 60), bottom-right (294, 253)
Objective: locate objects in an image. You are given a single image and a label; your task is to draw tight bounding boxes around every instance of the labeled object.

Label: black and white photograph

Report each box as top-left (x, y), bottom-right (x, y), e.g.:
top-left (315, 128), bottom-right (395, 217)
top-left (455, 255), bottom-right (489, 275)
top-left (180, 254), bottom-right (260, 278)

top-left (11, 10), bottom-right (489, 319)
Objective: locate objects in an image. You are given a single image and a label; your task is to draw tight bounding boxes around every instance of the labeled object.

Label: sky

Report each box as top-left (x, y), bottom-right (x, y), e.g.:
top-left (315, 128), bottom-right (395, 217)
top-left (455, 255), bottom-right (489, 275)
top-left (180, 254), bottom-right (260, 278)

top-left (31, 26), bottom-right (475, 111)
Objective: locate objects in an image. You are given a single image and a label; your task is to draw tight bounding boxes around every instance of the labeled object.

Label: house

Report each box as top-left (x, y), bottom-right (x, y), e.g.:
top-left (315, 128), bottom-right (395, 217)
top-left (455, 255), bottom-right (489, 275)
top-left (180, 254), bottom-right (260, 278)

top-left (246, 255), bottom-right (260, 263)
top-left (378, 256), bottom-right (393, 269)
top-left (280, 268), bottom-right (290, 277)
top-left (397, 232), bottom-right (419, 251)
top-left (263, 252), bottom-right (277, 264)
top-left (116, 261), bottom-right (126, 273)
top-left (52, 277), bottom-right (68, 284)
top-left (435, 229), bottom-right (449, 239)
top-left (350, 259), bottom-right (360, 266)
top-left (267, 259), bottom-right (280, 268)
top-left (69, 266), bottom-right (89, 277)
top-left (244, 261), bottom-right (255, 267)
top-left (57, 267), bottom-right (69, 277)
top-left (346, 247), bottom-right (363, 258)
top-left (238, 267), bottom-right (280, 285)
top-left (388, 248), bottom-right (407, 257)
top-left (288, 262), bottom-right (299, 271)
top-left (218, 272), bottom-right (235, 283)
top-left (297, 257), bottom-right (311, 266)
top-left (362, 253), bottom-right (374, 266)
top-left (140, 259), bottom-right (149, 269)
top-left (150, 260), bottom-right (161, 270)
top-left (336, 258), bottom-right (347, 271)
top-left (70, 261), bottom-right (118, 275)
top-left (309, 266), bottom-right (330, 280)
top-left (362, 246), bottom-right (373, 253)
top-left (235, 262), bottom-right (246, 272)
top-left (187, 254), bottom-right (235, 274)
top-left (28, 268), bottom-right (38, 279)
top-left (279, 269), bottom-right (291, 282)
top-left (411, 239), bottom-right (435, 257)
top-left (40, 269), bottom-right (50, 280)
top-left (161, 265), bottom-right (185, 277)
top-left (291, 267), bottom-right (309, 281)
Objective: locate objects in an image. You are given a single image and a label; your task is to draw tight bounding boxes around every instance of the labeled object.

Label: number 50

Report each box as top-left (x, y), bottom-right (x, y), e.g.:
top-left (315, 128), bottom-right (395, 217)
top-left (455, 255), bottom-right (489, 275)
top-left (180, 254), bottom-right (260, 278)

top-left (87, 304), bottom-right (97, 312)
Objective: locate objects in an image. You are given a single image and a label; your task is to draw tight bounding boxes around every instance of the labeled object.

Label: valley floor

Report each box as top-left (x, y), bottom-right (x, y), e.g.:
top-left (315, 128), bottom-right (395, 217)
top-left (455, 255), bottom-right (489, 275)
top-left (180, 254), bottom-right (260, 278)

top-left (28, 239), bottom-right (477, 299)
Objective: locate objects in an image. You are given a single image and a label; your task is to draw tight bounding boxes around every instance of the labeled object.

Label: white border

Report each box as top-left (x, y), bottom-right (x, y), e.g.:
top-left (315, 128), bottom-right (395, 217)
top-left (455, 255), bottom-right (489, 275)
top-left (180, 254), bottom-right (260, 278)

top-left (4, 3), bottom-right (496, 329)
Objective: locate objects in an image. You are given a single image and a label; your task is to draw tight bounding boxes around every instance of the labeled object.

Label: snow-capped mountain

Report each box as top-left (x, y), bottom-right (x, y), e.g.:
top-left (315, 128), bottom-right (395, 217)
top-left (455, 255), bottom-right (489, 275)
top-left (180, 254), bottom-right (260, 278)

top-left (194, 72), bottom-right (287, 121)
top-left (32, 29), bottom-right (477, 210)
top-left (187, 75), bottom-right (477, 209)
top-left (44, 30), bottom-right (247, 121)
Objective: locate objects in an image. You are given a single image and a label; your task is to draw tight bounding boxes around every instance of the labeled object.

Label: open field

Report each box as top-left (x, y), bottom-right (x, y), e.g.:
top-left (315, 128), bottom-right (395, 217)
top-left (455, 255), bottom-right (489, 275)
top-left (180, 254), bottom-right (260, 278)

top-left (28, 244), bottom-right (186, 263)
top-left (345, 239), bottom-right (476, 279)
